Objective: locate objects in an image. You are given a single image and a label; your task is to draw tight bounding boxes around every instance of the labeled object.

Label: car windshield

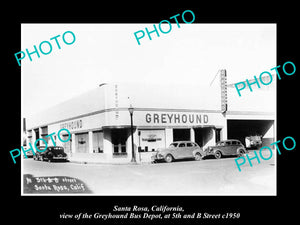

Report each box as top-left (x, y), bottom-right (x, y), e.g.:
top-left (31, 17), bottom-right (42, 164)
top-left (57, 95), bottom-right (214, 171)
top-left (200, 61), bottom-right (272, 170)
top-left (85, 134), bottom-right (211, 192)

top-left (216, 142), bottom-right (225, 146)
top-left (169, 143), bottom-right (178, 148)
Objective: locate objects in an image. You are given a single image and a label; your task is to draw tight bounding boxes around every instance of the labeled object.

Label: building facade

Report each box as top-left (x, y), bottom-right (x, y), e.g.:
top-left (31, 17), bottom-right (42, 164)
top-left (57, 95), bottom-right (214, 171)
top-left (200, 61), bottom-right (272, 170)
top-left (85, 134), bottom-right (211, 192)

top-left (25, 70), bottom-right (276, 163)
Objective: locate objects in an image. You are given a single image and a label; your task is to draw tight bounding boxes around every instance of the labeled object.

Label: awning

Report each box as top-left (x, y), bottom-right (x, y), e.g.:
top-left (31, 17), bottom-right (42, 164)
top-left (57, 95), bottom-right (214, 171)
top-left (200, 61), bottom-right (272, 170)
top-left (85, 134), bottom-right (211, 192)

top-left (192, 125), bottom-right (216, 129)
top-left (102, 125), bottom-right (137, 130)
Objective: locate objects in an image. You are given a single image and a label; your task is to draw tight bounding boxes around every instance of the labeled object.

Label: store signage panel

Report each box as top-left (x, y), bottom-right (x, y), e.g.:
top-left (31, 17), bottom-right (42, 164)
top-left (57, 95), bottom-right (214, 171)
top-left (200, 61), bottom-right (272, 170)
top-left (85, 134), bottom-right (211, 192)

top-left (60, 119), bottom-right (83, 130)
top-left (105, 110), bottom-right (224, 127)
top-left (144, 112), bottom-right (209, 125)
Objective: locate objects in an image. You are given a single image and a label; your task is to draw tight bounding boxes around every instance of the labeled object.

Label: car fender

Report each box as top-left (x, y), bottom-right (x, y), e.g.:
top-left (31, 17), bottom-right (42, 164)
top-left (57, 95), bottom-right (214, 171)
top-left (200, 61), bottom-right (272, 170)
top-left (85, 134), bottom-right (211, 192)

top-left (158, 150), bottom-right (173, 158)
top-left (164, 152), bottom-right (175, 160)
top-left (193, 149), bottom-right (204, 157)
top-left (213, 148), bottom-right (223, 155)
top-left (236, 147), bottom-right (246, 155)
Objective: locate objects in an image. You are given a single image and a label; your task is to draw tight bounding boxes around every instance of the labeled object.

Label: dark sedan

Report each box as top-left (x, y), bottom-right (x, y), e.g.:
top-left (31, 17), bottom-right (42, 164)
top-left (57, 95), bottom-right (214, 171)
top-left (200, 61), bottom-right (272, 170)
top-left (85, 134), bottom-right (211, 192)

top-left (205, 139), bottom-right (248, 159)
top-left (33, 146), bottom-right (68, 162)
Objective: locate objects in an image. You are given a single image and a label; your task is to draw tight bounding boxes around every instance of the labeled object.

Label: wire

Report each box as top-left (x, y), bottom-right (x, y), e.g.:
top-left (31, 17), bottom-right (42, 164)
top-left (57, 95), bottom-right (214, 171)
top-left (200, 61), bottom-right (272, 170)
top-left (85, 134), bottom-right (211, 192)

top-left (209, 69), bottom-right (220, 86)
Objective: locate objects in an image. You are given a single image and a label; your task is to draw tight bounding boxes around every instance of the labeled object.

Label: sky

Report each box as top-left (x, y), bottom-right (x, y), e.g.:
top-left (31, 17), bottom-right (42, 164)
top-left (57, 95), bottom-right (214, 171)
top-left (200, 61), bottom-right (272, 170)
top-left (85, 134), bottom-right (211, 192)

top-left (21, 23), bottom-right (276, 118)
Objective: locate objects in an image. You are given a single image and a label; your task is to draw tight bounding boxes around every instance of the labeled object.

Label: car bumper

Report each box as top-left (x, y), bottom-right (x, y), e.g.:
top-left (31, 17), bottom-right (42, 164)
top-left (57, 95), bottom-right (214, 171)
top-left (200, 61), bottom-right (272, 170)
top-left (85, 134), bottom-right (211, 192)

top-left (151, 154), bottom-right (165, 162)
top-left (52, 157), bottom-right (68, 160)
top-left (204, 151), bottom-right (214, 156)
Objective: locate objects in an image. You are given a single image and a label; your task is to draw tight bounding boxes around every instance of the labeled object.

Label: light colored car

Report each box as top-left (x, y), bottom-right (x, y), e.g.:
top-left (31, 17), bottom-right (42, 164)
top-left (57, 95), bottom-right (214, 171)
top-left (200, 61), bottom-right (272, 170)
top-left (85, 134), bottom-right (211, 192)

top-left (205, 139), bottom-right (247, 159)
top-left (22, 146), bottom-right (34, 158)
top-left (152, 141), bottom-right (205, 163)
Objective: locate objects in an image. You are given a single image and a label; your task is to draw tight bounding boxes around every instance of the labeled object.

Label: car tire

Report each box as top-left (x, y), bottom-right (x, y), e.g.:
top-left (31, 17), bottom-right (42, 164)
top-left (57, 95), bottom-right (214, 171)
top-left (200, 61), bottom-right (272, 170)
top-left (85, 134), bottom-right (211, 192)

top-left (194, 153), bottom-right (202, 161)
top-left (214, 151), bottom-right (222, 159)
top-left (237, 149), bottom-right (245, 157)
top-left (165, 154), bottom-right (173, 163)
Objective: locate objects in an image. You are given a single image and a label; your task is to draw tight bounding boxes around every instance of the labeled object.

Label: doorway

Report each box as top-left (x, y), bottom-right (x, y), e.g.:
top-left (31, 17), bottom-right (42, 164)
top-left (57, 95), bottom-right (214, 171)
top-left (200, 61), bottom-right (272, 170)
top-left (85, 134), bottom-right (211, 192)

top-left (111, 129), bottom-right (129, 155)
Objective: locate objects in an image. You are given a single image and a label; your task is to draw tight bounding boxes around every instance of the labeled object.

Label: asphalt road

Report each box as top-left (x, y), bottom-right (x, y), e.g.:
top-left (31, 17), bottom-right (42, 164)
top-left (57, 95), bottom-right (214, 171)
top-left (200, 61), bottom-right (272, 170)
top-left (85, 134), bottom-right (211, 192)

top-left (22, 151), bottom-right (276, 195)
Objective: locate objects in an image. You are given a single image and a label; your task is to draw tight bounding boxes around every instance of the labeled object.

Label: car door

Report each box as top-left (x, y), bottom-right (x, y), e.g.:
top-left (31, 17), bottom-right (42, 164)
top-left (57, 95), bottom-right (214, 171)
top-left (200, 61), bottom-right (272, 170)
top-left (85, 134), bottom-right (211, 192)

top-left (222, 141), bottom-right (232, 155)
top-left (231, 141), bottom-right (239, 155)
top-left (185, 142), bottom-right (197, 158)
top-left (228, 141), bottom-right (238, 155)
top-left (176, 142), bottom-right (186, 159)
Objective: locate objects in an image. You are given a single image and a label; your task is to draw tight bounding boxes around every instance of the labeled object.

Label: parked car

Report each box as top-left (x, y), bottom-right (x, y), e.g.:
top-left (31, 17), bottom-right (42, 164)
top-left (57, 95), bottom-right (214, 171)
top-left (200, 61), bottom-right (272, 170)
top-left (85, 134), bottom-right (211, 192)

top-left (33, 146), bottom-right (46, 160)
top-left (34, 146), bottom-right (68, 162)
top-left (152, 141), bottom-right (205, 163)
top-left (205, 139), bottom-right (247, 159)
top-left (22, 146), bottom-right (34, 158)
top-left (245, 135), bottom-right (262, 149)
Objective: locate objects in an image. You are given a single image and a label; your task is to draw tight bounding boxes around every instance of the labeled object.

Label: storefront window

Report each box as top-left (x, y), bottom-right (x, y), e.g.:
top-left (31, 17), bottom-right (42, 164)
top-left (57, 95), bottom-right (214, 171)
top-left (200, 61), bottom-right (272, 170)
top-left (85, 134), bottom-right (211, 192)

top-left (139, 129), bottom-right (166, 152)
top-left (75, 133), bottom-right (89, 153)
top-left (93, 131), bottom-right (103, 153)
top-left (173, 129), bottom-right (190, 142)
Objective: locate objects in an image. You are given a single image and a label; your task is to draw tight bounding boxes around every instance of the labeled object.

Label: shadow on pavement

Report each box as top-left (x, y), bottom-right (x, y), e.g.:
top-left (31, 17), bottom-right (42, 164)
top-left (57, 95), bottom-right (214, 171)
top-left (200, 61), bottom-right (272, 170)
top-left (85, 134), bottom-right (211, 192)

top-left (23, 174), bottom-right (92, 194)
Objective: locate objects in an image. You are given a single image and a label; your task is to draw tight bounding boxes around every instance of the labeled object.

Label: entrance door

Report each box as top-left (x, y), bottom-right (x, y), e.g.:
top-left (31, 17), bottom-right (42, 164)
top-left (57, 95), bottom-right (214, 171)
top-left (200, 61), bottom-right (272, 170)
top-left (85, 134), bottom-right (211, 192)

top-left (34, 129), bottom-right (40, 146)
top-left (111, 129), bottom-right (128, 155)
top-left (215, 129), bottom-right (221, 143)
top-left (93, 131), bottom-right (104, 153)
top-left (61, 134), bottom-right (72, 153)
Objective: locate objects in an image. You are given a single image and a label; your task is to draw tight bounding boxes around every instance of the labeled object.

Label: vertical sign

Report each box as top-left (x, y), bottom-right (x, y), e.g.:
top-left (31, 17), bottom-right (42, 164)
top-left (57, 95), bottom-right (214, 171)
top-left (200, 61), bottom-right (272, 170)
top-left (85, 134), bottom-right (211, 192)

top-left (220, 69), bottom-right (227, 113)
top-left (114, 84), bottom-right (119, 120)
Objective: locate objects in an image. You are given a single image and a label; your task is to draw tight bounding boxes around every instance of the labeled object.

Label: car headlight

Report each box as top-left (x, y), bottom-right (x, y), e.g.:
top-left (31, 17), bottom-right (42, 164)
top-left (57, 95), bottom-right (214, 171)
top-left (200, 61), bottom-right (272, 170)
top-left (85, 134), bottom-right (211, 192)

top-left (205, 147), bottom-right (212, 153)
top-left (157, 153), bottom-right (164, 159)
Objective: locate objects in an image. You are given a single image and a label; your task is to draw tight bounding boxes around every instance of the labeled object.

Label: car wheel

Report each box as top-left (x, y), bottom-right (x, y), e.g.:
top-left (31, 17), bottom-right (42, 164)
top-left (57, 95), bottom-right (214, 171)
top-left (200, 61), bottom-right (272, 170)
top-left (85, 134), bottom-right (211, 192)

top-left (165, 154), bottom-right (173, 163)
top-left (237, 149), bottom-right (245, 157)
top-left (194, 153), bottom-right (202, 161)
top-left (214, 151), bottom-right (222, 159)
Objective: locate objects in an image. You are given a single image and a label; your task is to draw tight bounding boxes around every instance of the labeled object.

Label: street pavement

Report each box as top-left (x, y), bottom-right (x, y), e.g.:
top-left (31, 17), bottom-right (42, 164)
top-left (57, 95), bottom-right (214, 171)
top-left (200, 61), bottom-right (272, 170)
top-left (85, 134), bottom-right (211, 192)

top-left (22, 150), bottom-right (276, 195)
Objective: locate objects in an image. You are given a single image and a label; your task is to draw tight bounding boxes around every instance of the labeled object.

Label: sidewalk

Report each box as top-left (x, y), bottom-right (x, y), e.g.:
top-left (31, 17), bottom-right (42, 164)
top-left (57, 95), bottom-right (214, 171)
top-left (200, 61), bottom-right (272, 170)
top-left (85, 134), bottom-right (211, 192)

top-left (68, 152), bottom-right (154, 165)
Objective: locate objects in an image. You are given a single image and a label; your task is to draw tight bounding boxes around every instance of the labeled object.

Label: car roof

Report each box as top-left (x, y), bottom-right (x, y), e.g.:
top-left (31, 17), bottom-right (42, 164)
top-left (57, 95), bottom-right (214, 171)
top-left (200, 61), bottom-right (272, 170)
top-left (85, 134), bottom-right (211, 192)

top-left (46, 146), bottom-right (64, 149)
top-left (172, 141), bottom-right (194, 144)
top-left (219, 139), bottom-right (241, 142)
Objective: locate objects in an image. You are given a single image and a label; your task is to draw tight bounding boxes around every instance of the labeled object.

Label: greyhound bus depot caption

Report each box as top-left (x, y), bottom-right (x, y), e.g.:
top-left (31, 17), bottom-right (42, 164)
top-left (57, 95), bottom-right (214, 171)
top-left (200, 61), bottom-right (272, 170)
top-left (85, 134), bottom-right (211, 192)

top-left (59, 205), bottom-right (240, 221)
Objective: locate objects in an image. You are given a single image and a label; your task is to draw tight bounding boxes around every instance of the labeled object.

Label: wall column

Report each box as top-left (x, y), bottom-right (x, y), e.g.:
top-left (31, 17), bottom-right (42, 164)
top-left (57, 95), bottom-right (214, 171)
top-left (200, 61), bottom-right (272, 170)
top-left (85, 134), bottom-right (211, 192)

top-left (103, 129), bottom-right (112, 160)
top-left (165, 128), bottom-right (173, 147)
top-left (71, 133), bottom-right (76, 154)
top-left (88, 131), bottom-right (93, 153)
top-left (222, 121), bottom-right (228, 140)
top-left (31, 129), bottom-right (36, 145)
top-left (190, 128), bottom-right (195, 142)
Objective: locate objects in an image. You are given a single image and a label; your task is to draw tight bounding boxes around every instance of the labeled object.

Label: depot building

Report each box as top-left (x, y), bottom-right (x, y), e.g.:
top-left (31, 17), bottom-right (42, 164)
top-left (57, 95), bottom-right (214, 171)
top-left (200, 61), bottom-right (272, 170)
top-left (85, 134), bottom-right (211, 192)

top-left (25, 70), bottom-right (276, 163)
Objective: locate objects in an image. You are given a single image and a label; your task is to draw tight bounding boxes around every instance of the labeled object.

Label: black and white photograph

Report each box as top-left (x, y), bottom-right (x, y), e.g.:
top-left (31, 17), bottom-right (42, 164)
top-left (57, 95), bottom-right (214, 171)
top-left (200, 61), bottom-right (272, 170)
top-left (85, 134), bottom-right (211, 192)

top-left (4, 4), bottom-right (298, 225)
top-left (21, 23), bottom-right (276, 196)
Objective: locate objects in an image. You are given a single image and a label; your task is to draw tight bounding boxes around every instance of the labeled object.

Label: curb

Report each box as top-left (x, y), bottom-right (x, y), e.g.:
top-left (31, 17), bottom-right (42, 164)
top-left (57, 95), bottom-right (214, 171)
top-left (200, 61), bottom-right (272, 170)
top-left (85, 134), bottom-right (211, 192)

top-left (68, 159), bottom-right (154, 166)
